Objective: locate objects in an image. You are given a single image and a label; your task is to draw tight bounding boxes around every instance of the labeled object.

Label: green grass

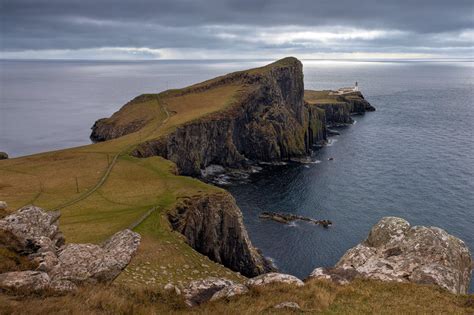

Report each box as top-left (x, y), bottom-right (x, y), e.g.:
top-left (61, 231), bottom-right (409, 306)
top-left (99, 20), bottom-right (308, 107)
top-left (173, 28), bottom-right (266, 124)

top-left (0, 58), bottom-right (471, 312)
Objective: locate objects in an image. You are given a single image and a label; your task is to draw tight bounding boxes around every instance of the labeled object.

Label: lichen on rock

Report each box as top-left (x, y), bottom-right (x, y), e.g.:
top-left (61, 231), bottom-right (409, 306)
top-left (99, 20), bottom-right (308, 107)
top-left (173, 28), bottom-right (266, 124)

top-left (309, 217), bottom-right (472, 294)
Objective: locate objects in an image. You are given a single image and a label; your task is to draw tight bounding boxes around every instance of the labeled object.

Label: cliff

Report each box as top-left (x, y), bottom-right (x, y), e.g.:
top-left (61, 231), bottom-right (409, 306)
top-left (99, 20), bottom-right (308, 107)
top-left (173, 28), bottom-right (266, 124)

top-left (86, 57), bottom-right (374, 278)
top-left (168, 193), bottom-right (273, 277)
top-left (304, 90), bottom-right (375, 127)
top-left (130, 57), bottom-right (316, 176)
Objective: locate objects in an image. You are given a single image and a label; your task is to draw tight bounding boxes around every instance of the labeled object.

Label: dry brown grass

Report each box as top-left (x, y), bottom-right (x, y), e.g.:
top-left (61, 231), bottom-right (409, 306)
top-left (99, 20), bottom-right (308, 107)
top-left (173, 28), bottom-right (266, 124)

top-left (1, 279), bottom-right (472, 315)
top-left (304, 90), bottom-right (346, 105)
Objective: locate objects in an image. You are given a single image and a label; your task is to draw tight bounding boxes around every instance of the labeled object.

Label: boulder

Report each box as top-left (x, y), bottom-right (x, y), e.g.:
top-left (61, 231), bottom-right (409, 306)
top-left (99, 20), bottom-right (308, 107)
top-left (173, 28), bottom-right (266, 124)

top-left (0, 201), bottom-right (7, 211)
top-left (182, 277), bottom-right (235, 306)
top-left (273, 301), bottom-right (301, 310)
top-left (0, 271), bottom-right (50, 294)
top-left (49, 229), bottom-right (140, 284)
top-left (0, 152), bottom-right (8, 160)
top-left (0, 206), bottom-right (141, 294)
top-left (210, 283), bottom-right (249, 301)
top-left (247, 272), bottom-right (304, 287)
top-left (308, 217), bottom-right (472, 294)
top-left (0, 205), bottom-right (64, 254)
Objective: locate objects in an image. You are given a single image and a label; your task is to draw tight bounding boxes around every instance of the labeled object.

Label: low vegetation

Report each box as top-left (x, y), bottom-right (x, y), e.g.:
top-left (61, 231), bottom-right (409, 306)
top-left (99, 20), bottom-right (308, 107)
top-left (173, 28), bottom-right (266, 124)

top-left (1, 279), bottom-right (473, 314)
top-left (0, 59), bottom-right (472, 313)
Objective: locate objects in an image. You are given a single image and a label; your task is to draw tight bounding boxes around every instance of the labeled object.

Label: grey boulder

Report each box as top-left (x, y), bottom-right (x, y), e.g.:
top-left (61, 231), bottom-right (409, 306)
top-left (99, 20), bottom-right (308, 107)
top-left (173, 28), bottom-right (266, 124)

top-left (309, 217), bottom-right (472, 294)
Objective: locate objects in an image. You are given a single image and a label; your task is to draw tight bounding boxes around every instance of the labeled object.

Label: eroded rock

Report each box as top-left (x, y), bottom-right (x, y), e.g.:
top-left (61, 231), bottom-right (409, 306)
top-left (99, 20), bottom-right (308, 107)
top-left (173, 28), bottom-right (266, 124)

top-left (247, 272), bottom-right (304, 288)
top-left (309, 217), bottom-right (472, 294)
top-left (0, 205), bottom-right (64, 254)
top-left (182, 277), bottom-right (235, 306)
top-left (0, 206), bottom-right (141, 294)
top-left (0, 271), bottom-right (50, 294)
top-left (49, 230), bottom-right (140, 285)
top-left (210, 283), bottom-right (249, 301)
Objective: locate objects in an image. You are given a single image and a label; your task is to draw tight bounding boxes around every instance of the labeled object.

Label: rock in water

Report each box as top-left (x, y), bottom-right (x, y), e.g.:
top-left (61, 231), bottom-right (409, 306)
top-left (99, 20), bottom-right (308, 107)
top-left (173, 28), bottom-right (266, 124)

top-left (309, 217), bottom-right (472, 294)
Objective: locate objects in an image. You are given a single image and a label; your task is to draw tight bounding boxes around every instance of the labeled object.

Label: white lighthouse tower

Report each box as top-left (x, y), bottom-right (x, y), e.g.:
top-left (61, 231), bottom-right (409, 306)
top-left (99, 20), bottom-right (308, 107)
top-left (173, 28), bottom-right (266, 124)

top-left (354, 81), bottom-right (359, 92)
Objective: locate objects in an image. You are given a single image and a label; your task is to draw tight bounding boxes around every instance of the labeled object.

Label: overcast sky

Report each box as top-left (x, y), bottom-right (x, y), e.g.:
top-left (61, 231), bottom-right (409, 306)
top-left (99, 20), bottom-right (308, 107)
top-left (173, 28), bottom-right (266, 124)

top-left (1, 0), bottom-right (473, 60)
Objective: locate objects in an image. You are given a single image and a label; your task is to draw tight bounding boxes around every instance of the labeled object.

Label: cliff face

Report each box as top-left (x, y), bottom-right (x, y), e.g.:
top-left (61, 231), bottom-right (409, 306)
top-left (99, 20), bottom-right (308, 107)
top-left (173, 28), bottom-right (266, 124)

top-left (168, 193), bottom-right (273, 277)
top-left (88, 58), bottom-right (375, 278)
top-left (133, 58), bottom-right (323, 176)
top-left (304, 90), bottom-right (375, 127)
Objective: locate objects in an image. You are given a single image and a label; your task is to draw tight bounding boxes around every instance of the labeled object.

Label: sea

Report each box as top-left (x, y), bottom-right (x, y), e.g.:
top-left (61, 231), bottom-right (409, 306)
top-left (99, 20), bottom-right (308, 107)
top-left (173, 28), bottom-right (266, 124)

top-left (1, 59), bottom-right (473, 291)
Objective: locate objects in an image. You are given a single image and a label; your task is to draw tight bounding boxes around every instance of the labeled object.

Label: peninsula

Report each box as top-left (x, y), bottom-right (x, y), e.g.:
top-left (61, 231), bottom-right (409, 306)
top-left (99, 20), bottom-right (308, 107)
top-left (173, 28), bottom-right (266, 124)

top-left (0, 58), bottom-right (472, 313)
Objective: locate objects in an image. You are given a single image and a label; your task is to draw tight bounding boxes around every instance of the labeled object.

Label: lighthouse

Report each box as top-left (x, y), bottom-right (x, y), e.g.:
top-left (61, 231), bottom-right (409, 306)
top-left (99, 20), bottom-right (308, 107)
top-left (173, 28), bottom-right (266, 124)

top-left (354, 81), bottom-right (359, 91)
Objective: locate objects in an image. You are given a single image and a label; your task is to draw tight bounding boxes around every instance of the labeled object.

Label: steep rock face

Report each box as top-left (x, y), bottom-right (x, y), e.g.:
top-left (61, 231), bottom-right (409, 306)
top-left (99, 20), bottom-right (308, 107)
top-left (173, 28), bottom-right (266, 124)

top-left (132, 58), bottom-right (322, 176)
top-left (305, 91), bottom-right (375, 127)
top-left (309, 217), bottom-right (472, 294)
top-left (168, 193), bottom-right (273, 277)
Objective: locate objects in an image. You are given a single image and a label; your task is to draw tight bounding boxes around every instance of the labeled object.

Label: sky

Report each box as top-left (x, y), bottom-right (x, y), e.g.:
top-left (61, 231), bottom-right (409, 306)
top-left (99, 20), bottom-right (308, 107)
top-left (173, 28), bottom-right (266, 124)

top-left (0, 0), bottom-right (473, 60)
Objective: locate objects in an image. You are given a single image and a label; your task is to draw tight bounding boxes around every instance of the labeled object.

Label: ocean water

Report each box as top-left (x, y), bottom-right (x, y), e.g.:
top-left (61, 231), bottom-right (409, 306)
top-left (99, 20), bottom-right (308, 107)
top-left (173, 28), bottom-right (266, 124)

top-left (1, 59), bottom-right (473, 291)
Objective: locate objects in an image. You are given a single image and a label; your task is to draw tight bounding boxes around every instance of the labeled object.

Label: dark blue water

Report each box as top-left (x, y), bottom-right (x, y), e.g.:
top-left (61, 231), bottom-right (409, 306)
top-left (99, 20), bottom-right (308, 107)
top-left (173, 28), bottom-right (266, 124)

top-left (1, 59), bottom-right (473, 291)
top-left (228, 60), bottom-right (474, 292)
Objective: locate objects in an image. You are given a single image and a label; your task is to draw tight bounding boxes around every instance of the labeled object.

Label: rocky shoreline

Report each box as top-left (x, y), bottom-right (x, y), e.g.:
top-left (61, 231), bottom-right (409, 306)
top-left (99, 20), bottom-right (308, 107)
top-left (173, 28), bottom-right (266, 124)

top-left (86, 57), bottom-right (377, 279)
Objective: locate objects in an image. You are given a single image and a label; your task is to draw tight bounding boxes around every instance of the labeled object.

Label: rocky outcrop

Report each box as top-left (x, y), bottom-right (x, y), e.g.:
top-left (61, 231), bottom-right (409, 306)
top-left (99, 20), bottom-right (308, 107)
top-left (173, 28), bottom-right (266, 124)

top-left (0, 206), bottom-right (140, 294)
top-left (168, 193), bottom-right (274, 277)
top-left (181, 272), bottom-right (304, 306)
top-left (0, 152), bottom-right (8, 160)
top-left (308, 217), bottom-right (472, 294)
top-left (182, 277), bottom-right (236, 306)
top-left (246, 272), bottom-right (304, 287)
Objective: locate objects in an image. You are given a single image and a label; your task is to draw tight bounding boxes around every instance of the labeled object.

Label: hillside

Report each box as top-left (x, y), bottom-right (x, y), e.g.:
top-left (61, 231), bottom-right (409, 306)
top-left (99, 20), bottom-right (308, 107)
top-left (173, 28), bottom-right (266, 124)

top-left (0, 57), bottom-right (472, 313)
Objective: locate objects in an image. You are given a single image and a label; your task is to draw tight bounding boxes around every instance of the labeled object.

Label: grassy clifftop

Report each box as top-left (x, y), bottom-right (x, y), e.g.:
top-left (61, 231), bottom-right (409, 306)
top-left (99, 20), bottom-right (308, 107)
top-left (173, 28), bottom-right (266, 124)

top-left (0, 57), bottom-right (471, 313)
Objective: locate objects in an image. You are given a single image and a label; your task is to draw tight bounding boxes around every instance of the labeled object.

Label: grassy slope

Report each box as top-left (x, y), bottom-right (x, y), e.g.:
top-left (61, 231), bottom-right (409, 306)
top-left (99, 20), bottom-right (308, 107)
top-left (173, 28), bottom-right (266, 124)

top-left (0, 59), bottom-right (472, 312)
top-left (0, 83), bottom-right (246, 287)
top-left (304, 90), bottom-right (347, 105)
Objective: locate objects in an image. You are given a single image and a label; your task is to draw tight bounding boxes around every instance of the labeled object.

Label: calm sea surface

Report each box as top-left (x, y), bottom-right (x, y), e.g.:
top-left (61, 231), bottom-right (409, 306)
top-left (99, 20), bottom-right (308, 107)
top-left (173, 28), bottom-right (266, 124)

top-left (1, 59), bottom-right (473, 291)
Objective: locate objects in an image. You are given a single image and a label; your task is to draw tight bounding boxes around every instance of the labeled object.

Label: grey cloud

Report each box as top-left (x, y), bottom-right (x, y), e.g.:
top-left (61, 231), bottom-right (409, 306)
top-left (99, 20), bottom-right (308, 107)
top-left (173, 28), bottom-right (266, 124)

top-left (0, 0), bottom-right (473, 57)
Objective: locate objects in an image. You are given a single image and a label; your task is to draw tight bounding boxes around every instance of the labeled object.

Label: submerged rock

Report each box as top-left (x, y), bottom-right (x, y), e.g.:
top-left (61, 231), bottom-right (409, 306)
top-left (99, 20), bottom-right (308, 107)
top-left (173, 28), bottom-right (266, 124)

top-left (309, 217), bottom-right (472, 294)
top-left (0, 271), bottom-right (51, 294)
top-left (259, 211), bottom-right (332, 228)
